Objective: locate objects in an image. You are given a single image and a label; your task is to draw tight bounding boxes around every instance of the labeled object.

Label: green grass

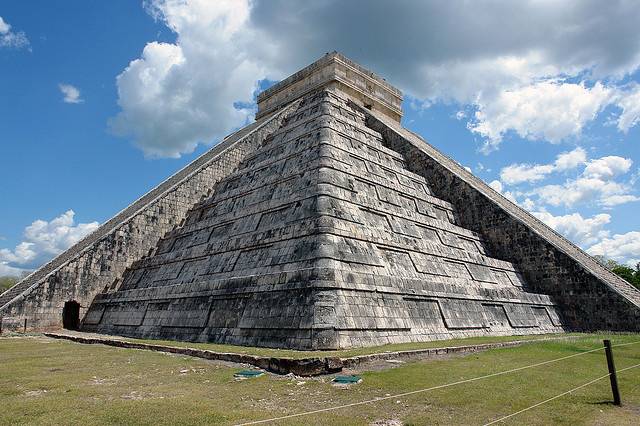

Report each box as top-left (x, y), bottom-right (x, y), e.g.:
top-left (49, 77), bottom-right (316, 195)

top-left (98, 332), bottom-right (581, 359)
top-left (1, 333), bottom-right (639, 425)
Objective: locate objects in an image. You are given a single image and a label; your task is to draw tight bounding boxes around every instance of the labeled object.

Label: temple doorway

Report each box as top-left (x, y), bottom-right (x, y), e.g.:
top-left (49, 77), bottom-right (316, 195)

top-left (62, 300), bottom-right (80, 330)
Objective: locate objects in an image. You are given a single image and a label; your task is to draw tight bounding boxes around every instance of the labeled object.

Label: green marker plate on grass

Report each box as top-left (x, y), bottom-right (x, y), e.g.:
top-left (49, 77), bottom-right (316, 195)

top-left (332, 375), bottom-right (362, 384)
top-left (234, 370), bottom-right (264, 378)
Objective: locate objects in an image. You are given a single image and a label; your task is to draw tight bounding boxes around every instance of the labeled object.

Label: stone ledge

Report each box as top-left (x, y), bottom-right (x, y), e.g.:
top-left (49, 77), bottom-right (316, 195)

top-left (43, 331), bottom-right (575, 376)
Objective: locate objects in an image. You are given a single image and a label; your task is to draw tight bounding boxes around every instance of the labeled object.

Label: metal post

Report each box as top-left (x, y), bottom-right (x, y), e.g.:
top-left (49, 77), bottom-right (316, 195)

top-left (604, 339), bottom-right (621, 406)
top-left (0, 317), bottom-right (3, 335)
top-left (23, 318), bottom-right (27, 334)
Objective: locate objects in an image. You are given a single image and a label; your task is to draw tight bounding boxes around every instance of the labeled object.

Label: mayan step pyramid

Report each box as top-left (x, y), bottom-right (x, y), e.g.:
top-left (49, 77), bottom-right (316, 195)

top-left (1, 52), bottom-right (639, 349)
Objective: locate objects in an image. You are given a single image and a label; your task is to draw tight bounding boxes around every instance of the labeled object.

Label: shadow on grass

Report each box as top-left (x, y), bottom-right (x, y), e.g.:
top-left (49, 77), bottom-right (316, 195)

top-left (587, 400), bottom-right (618, 406)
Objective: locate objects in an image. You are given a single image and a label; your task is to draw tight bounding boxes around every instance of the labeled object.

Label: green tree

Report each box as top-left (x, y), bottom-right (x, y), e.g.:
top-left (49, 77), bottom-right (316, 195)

top-left (593, 255), bottom-right (619, 270)
top-left (0, 271), bottom-right (29, 293)
top-left (599, 257), bottom-right (640, 289)
top-left (0, 276), bottom-right (19, 293)
top-left (611, 264), bottom-right (636, 284)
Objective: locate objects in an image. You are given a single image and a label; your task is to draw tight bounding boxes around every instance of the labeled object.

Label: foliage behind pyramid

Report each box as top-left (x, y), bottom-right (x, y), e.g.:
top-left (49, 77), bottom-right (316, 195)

top-left (2, 53), bottom-right (639, 348)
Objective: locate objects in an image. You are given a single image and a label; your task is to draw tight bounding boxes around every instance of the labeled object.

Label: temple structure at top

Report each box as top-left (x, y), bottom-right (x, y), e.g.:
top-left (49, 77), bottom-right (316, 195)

top-left (256, 52), bottom-right (403, 122)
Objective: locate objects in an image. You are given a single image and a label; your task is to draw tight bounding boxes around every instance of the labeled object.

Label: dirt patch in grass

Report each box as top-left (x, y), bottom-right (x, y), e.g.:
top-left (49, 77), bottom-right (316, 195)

top-left (369, 419), bottom-right (403, 426)
top-left (22, 389), bottom-right (48, 398)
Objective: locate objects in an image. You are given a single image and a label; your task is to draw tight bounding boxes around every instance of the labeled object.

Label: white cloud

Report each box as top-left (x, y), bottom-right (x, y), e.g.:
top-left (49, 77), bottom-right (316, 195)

top-left (535, 156), bottom-right (637, 208)
top-left (530, 208), bottom-right (639, 268)
top-left (0, 17), bottom-right (9, 33)
top-left (0, 16), bottom-right (29, 49)
top-left (0, 262), bottom-right (27, 277)
top-left (521, 198), bottom-right (536, 211)
top-left (554, 147), bottom-right (588, 172)
top-left (532, 210), bottom-right (639, 267)
top-left (501, 163), bottom-right (555, 185)
top-left (486, 178), bottom-right (521, 204)
top-left (600, 194), bottom-right (640, 207)
top-left (488, 180), bottom-right (503, 193)
top-left (110, 0), bottom-right (266, 158)
top-left (58, 84), bottom-right (83, 104)
top-left (0, 210), bottom-right (99, 275)
top-left (498, 151), bottom-right (637, 208)
top-left (470, 81), bottom-right (611, 153)
top-left (615, 84), bottom-right (640, 132)
top-left (588, 231), bottom-right (640, 267)
top-left (536, 178), bottom-right (633, 208)
top-left (499, 147), bottom-right (586, 185)
top-left (533, 211), bottom-right (611, 247)
top-left (583, 156), bottom-right (633, 179)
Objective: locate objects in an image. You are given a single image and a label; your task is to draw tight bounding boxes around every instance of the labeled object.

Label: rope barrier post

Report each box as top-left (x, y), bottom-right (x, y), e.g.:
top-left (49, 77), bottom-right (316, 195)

top-left (23, 318), bottom-right (27, 334)
top-left (604, 339), bottom-right (621, 406)
top-left (0, 316), bottom-right (3, 335)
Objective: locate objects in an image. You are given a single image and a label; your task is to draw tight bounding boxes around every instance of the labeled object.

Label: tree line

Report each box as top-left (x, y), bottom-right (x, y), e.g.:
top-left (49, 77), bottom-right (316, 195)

top-left (592, 256), bottom-right (640, 288)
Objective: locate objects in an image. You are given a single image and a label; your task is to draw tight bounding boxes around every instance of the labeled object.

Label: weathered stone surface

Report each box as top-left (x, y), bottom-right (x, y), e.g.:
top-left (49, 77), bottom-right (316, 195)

top-left (2, 53), bottom-right (638, 347)
top-left (83, 89), bottom-right (566, 349)
top-left (0, 101), bottom-right (301, 331)
top-left (356, 100), bottom-right (640, 332)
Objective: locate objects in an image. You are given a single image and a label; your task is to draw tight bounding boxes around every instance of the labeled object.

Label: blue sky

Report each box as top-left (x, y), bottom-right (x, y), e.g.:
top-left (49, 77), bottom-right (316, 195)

top-left (1, 1), bottom-right (639, 275)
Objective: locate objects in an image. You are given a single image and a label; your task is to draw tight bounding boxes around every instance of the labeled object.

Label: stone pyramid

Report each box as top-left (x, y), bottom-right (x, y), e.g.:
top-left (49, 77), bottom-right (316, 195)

top-left (2, 53), bottom-right (639, 349)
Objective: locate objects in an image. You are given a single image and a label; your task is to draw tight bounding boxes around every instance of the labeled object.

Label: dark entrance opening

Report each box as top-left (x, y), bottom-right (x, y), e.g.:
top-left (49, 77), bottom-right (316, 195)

top-left (62, 300), bottom-right (80, 330)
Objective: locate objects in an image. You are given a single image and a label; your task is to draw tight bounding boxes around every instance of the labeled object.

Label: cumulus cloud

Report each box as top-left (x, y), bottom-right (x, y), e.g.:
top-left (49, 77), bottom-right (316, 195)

top-left (0, 16), bottom-right (29, 49)
top-left (488, 180), bottom-right (503, 193)
top-left (0, 262), bottom-right (25, 277)
top-left (501, 163), bottom-right (556, 186)
top-left (615, 84), bottom-right (640, 132)
top-left (535, 177), bottom-right (635, 208)
top-left (500, 147), bottom-right (586, 185)
top-left (485, 179), bottom-right (521, 204)
top-left (521, 198), bottom-right (536, 211)
top-left (251, 0), bottom-right (640, 150)
top-left (250, 1), bottom-right (640, 93)
top-left (0, 210), bottom-right (99, 276)
top-left (535, 155), bottom-right (637, 208)
top-left (498, 149), bottom-right (637, 208)
top-left (554, 147), bottom-right (589, 172)
top-left (470, 82), bottom-right (611, 153)
top-left (533, 211), bottom-right (611, 247)
top-left (588, 231), bottom-right (640, 267)
top-left (582, 156), bottom-right (633, 179)
top-left (531, 210), bottom-right (639, 267)
top-left (110, 0), bottom-right (265, 158)
top-left (600, 194), bottom-right (640, 207)
top-left (58, 83), bottom-right (83, 104)
top-left (112, 1), bottom-right (640, 157)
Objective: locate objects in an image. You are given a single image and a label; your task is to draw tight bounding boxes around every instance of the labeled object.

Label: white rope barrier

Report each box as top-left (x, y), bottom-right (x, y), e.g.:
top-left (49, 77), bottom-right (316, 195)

top-left (236, 340), bottom-right (640, 425)
top-left (484, 362), bottom-right (640, 425)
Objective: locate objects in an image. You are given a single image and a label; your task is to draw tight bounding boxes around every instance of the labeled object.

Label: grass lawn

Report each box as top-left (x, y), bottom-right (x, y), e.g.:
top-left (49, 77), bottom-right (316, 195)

top-left (83, 332), bottom-right (581, 359)
top-left (0, 333), bottom-right (639, 425)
